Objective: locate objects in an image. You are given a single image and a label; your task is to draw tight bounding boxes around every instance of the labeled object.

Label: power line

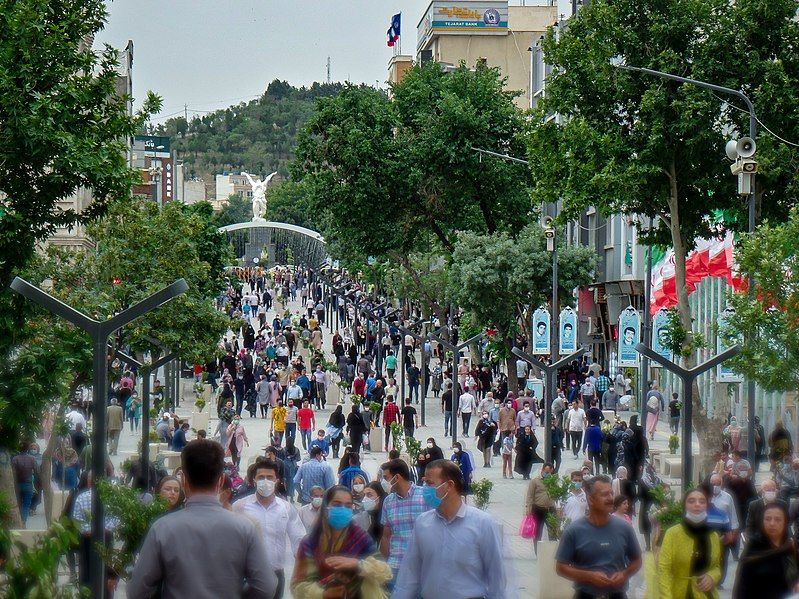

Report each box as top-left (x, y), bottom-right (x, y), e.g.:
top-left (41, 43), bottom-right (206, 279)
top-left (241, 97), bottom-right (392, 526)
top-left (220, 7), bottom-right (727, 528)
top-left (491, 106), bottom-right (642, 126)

top-left (716, 94), bottom-right (799, 148)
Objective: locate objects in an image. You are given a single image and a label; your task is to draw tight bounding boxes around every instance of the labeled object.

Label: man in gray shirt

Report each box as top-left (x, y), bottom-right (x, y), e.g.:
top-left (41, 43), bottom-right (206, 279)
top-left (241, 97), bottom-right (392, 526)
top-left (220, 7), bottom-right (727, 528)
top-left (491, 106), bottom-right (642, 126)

top-left (556, 475), bottom-right (641, 597)
top-left (128, 440), bottom-right (277, 599)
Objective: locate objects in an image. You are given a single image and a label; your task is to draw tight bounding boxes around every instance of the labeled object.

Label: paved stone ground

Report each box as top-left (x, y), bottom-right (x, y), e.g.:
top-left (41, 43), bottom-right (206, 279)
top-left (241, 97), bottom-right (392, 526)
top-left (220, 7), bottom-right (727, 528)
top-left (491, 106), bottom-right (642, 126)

top-left (25, 289), bottom-right (746, 597)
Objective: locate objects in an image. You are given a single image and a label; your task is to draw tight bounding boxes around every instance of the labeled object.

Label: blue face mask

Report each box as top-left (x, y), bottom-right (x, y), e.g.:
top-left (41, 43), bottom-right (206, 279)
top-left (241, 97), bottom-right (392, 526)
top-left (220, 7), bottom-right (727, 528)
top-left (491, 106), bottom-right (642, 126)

top-left (327, 506), bottom-right (354, 529)
top-left (423, 482), bottom-right (447, 509)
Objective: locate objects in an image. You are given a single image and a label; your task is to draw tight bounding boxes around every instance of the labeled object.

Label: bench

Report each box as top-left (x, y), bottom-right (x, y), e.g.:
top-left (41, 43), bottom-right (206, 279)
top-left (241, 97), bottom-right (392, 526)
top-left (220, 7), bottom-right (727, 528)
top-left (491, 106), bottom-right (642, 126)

top-left (663, 457), bottom-right (682, 478)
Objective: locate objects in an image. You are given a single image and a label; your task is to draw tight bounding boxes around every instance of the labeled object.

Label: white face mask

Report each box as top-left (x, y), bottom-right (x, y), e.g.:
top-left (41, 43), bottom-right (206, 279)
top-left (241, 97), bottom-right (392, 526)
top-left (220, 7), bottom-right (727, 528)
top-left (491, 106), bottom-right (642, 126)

top-left (685, 510), bottom-right (707, 524)
top-left (256, 479), bottom-right (276, 498)
top-left (380, 477), bottom-right (394, 494)
top-left (426, 442), bottom-right (433, 449)
top-left (763, 490), bottom-right (777, 502)
top-left (311, 496), bottom-right (323, 508)
top-left (352, 483), bottom-right (365, 493)
top-left (362, 497), bottom-right (378, 512)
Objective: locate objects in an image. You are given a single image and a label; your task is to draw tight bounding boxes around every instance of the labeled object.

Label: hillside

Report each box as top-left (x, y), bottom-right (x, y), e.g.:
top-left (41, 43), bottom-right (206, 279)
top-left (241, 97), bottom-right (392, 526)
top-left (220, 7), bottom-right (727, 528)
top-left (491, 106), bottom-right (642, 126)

top-left (147, 79), bottom-right (343, 182)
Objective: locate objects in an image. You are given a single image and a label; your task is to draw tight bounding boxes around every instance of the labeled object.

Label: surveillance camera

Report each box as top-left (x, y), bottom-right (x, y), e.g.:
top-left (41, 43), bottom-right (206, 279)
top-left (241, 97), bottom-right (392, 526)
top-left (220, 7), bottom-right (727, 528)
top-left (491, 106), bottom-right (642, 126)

top-left (736, 137), bottom-right (756, 159)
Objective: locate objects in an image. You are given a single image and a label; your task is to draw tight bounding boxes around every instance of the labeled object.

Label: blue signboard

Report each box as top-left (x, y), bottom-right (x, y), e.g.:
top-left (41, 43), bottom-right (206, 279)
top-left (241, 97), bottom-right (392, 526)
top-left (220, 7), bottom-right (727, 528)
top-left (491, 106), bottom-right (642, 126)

top-left (559, 306), bottom-right (577, 355)
top-left (717, 307), bottom-right (743, 382)
top-left (651, 308), bottom-right (672, 365)
top-left (618, 306), bottom-right (640, 367)
top-left (532, 306), bottom-right (550, 355)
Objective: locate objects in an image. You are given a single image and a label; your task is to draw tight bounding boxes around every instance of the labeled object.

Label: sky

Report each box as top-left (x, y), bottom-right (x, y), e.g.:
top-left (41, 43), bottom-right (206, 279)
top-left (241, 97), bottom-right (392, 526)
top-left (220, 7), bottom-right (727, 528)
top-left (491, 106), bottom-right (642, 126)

top-left (96, 0), bottom-right (430, 122)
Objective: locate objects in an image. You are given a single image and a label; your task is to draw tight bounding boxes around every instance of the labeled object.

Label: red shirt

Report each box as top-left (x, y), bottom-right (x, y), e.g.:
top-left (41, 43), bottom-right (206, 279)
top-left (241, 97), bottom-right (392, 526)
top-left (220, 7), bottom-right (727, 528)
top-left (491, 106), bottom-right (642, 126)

top-left (353, 378), bottom-right (366, 397)
top-left (383, 401), bottom-right (400, 426)
top-left (297, 407), bottom-right (315, 430)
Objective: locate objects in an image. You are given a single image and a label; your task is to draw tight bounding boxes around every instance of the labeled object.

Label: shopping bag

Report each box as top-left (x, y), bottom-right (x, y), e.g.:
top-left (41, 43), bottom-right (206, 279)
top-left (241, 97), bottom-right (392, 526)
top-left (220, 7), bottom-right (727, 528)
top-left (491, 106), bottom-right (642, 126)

top-left (520, 513), bottom-right (538, 539)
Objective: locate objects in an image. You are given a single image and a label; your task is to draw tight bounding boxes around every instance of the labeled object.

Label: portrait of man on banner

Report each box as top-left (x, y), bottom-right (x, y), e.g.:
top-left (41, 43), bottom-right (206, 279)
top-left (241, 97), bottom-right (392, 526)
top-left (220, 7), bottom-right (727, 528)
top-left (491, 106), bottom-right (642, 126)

top-left (651, 308), bottom-right (672, 364)
top-left (532, 307), bottom-right (550, 355)
top-left (618, 306), bottom-right (641, 367)
top-left (559, 306), bottom-right (577, 355)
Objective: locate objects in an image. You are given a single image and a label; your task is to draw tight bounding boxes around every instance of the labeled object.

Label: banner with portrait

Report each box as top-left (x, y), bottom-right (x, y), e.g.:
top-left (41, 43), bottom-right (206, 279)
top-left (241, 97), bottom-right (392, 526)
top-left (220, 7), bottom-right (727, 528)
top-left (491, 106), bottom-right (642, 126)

top-left (532, 306), bottom-right (551, 355)
top-left (618, 306), bottom-right (641, 367)
top-left (651, 308), bottom-right (672, 365)
top-left (717, 307), bottom-right (743, 382)
top-left (559, 306), bottom-right (578, 355)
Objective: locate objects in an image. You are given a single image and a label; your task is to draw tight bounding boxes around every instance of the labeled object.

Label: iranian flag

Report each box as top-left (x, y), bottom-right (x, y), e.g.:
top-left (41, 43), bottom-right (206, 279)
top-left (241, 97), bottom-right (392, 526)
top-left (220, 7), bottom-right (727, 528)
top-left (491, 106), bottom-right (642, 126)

top-left (650, 232), bottom-right (745, 315)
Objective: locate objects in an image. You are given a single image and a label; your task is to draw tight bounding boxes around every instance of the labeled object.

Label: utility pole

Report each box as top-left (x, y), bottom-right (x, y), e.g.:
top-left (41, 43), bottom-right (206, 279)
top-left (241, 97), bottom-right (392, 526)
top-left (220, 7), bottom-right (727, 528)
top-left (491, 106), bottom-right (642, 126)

top-left (327, 56), bottom-right (331, 85)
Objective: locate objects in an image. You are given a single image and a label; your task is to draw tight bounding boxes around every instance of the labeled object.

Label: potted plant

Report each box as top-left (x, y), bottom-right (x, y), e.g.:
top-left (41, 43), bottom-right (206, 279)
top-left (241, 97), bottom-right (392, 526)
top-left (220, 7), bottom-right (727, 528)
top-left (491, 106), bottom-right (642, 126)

top-left (405, 436), bottom-right (422, 464)
top-left (471, 479), bottom-right (493, 510)
top-left (389, 422), bottom-right (404, 453)
top-left (668, 434), bottom-right (679, 454)
top-left (194, 397), bottom-right (206, 413)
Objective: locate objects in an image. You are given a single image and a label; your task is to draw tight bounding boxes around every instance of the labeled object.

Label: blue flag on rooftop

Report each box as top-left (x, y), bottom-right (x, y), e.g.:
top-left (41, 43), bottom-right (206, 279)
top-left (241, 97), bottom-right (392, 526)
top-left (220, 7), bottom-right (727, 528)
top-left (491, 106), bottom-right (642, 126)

top-left (387, 13), bottom-right (401, 47)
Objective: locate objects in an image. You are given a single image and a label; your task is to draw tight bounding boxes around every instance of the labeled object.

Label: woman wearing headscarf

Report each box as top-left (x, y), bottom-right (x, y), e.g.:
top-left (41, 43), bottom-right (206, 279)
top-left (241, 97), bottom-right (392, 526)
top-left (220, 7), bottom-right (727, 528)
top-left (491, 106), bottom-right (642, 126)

top-left (514, 425), bottom-right (542, 480)
top-left (658, 488), bottom-right (722, 598)
top-left (346, 405), bottom-right (367, 456)
top-left (451, 441), bottom-right (474, 493)
top-left (291, 485), bottom-right (391, 598)
top-left (225, 415), bottom-right (248, 468)
top-left (734, 500), bottom-right (799, 597)
top-left (611, 465), bottom-right (636, 513)
top-left (327, 405), bottom-right (346, 459)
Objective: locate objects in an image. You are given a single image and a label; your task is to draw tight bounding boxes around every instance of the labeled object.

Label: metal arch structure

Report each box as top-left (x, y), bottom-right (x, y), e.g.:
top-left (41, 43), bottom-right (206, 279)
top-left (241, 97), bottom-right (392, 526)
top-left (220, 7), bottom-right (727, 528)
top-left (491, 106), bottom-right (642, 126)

top-left (219, 220), bottom-right (327, 269)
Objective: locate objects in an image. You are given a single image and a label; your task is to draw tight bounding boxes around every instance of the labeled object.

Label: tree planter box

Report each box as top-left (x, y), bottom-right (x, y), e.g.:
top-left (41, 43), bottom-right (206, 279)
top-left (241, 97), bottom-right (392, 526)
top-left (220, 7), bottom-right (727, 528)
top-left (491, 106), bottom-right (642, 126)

top-left (192, 410), bottom-right (210, 433)
top-left (538, 540), bottom-right (574, 599)
top-left (368, 427), bottom-right (383, 452)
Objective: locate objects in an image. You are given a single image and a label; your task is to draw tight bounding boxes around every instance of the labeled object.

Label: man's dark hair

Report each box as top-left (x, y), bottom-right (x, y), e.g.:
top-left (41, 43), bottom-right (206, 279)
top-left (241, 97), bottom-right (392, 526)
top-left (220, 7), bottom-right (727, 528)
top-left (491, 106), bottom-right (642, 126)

top-left (309, 445), bottom-right (323, 458)
top-left (624, 327), bottom-right (635, 335)
top-left (583, 474), bottom-right (612, 496)
top-left (523, 400), bottom-right (530, 407)
top-left (426, 458), bottom-right (464, 494)
top-left (181, 440), bottom-right (224, 490)
top-left (348, 452), bottom-right (361, 466)
top-left (247, 459), bottom-right (280, 485)
top-left (381, 458), bottom-right (410, 481)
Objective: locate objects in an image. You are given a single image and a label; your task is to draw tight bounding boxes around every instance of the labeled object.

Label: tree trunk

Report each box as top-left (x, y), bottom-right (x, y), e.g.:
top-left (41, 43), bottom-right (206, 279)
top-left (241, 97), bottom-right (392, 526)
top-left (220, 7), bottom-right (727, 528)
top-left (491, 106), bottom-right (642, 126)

top-left (666, 162), bottom-right (725, 476)
top-left (0, 448), bottom-right (22, 528)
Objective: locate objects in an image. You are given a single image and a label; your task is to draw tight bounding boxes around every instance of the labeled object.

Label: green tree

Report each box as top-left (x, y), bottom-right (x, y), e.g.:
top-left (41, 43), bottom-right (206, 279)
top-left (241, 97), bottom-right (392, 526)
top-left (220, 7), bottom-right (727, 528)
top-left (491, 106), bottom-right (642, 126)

top-left (722, 208), bottom-right (799, 391)
top-left (525, 0), bottom-right (799, 471)
top-left (449, 224), bottom-right (596, 389)
top-left (213, 192), bottom-right (252, 228)
top-left (0, 0), bottom-right (159, 525)
top-left (267, 180), bottom-right (316, 230)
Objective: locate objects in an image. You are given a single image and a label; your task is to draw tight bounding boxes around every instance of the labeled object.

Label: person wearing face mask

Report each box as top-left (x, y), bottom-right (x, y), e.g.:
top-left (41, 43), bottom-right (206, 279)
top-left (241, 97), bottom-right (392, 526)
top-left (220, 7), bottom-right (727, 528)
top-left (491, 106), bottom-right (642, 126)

top-left (451, 441), bottom-right (475, 492)
top-left (745, 478), bottom-right (779, 542)
top-left (128, 440), bottom-right (278, 599)
top-left (298, 485), bottom-right (325, 532)
top-left (291, 485), bottom-right (392, 598)
top-left (563, 471), bottom-right (588, 525)
top-left (354, 481), bottom-right (388, 543)
top-left (233, 459), bottom-right (306, 599)
top-left (378, 458), bottom-right (430, 585)
top-left (516, 400), bottom-right (537, 430)
top-left (225, 415), bottom-right (249, 468)
top-left (415, 438), bottom-right (444, 480)
top-left (338, 452), bottom-right (370, 490)
top-left (707, 474), bottom-right (739, 587)
top-left (658, 488), bottom-right (721, 598)
top-left (393, 459), bottom-right (508, 599)
top-left (475, 410), bottom-right (498, 468)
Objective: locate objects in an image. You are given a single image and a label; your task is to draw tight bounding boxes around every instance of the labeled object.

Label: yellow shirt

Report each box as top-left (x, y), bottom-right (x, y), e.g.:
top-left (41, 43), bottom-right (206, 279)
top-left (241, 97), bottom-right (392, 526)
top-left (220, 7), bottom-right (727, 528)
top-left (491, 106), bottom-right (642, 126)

top-left (272, 406), bottom-right (287, 432)
top-left (658, 522), bottom-right (721, 599)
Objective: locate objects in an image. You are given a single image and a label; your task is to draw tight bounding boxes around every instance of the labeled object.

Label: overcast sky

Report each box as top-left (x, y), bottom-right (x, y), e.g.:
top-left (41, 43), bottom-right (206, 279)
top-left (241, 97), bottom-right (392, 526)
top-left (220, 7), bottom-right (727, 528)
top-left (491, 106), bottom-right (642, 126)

top-left (97, 0), bottom-right (431, 122)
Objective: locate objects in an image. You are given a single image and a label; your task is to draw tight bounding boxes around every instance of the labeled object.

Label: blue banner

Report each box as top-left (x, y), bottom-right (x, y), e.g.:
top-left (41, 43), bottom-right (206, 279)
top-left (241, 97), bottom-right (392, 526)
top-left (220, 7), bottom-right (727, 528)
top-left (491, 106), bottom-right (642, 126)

top-left (532, 306), bottom-right (550, 355)
top-left (618, 306), bottom-right (640, 367)
top-left (717, 307), bottom-right (743, 382)
top-left (559, 306), bottom-right (577, 355)
top-left (651, 309), bottom-right (672, 365)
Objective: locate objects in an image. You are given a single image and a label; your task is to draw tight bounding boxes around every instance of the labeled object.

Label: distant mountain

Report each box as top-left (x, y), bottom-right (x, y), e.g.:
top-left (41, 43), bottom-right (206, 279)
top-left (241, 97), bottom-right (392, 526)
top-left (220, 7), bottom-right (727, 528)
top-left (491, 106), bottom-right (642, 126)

top-left (147, 79), bottom-right (344, 182)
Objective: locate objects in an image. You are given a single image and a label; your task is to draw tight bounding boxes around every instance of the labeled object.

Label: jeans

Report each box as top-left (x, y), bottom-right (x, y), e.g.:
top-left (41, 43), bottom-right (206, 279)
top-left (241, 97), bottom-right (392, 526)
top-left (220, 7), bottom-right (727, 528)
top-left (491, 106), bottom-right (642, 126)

top-left (588, 449), bottom-right (603, 474)
top-left (409, 382), bottom-right (420, 404)
top-left (300, 428), bottom-right (312, 450)
top-left (274, 430), bottom-right (284, 446)
top-left (207, 372), bottom-right (218, 391)
top-left (670, 416), bottom-right (680, 434)
top-left (444, 411), bottom-right (452, 435)
top-left (17, 481), bottom-right (34, 523)
top-left (461, 412), bottom-right (472, 436)
top-left (285, 423), bottom-right (297, 444)
top-left (128, 411), bottom-right (139, 432)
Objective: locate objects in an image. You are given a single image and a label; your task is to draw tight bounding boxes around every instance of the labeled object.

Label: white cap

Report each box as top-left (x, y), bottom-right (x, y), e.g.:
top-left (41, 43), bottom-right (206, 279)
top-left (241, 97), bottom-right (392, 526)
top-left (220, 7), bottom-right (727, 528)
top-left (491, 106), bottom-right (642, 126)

top-left (162, 412), bottom-right (170, 419)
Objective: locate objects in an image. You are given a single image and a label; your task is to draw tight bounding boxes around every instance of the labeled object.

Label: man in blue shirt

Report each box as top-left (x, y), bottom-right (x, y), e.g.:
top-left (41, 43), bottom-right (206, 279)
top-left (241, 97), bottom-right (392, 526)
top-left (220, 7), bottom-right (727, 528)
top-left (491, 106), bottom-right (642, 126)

top-left (393, 459), bottom-right (508, 599)
top-left (582, 422), bottom-right (604, 475)
top-left (171, 422), bottom-right (190, 452)
top-left (292, 446), bottom-right (334, 504)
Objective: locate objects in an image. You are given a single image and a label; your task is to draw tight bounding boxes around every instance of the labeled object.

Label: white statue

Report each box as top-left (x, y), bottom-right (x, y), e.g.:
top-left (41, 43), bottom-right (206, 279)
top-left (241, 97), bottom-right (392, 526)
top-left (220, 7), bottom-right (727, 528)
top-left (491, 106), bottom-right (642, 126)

top-left (242, 171), bottom-right (277, 221)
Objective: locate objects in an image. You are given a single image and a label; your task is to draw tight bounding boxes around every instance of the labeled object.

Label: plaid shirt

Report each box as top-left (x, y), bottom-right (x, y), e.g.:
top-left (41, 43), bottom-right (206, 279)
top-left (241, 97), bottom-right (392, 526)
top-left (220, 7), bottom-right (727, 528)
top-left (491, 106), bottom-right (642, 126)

top-left (71, 489), bottom-right (119, 535)
top-left (383, 401), bottom-right (400, 426)
top-left (380, 483), bottom-right (430, 569)
top-left (595, 375), bottom-right (611, 393)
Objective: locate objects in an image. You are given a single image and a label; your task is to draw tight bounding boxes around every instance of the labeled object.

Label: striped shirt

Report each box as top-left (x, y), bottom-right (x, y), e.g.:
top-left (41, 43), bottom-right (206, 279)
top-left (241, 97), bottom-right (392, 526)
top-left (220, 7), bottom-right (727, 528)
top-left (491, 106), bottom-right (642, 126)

top-left (380, 483), bottom-right (430, 569)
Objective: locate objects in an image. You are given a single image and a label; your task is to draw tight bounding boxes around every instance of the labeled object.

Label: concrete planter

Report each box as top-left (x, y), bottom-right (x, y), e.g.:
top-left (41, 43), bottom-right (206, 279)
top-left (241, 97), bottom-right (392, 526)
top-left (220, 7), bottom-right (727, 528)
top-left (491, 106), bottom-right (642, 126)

top-left (537, 540), bottom-right (574, 599)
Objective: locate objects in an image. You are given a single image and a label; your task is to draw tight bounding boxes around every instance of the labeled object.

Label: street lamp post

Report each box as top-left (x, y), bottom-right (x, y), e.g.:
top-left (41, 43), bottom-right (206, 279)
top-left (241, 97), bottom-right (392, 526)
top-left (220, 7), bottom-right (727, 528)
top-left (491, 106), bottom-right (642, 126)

top-left (10, 277), bottom-right (187, 599)
top-left (512, 346), bottom-right (586, 462)
top-left (635, 342), bottom-right (741, 484)
top-left (613, 62), bottom-right (758, 461)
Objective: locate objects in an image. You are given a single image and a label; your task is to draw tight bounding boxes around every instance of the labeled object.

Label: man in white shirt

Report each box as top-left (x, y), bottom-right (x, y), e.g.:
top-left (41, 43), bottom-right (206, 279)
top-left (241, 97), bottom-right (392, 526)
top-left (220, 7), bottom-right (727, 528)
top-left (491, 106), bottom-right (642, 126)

top-left (66, 403), bottom-right (87, 431)
top-left (579, 379), bottom-right (596, 411)
top-left (562, 471), bottom-right (588, 525)
top-left (515, 358), bottom-right (528, 389)
top-left (565, 401), bottom-right (586, 458)
top-left (458, 386), bottom-right (477, 438)
top-left (233, 459), bottom-right (305, 598)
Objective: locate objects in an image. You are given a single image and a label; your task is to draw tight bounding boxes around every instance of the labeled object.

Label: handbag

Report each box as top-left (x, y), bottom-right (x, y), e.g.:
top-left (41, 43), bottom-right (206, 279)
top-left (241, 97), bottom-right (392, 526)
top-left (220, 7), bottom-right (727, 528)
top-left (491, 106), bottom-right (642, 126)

top-left (520, 513), bottom-right (538, 539)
